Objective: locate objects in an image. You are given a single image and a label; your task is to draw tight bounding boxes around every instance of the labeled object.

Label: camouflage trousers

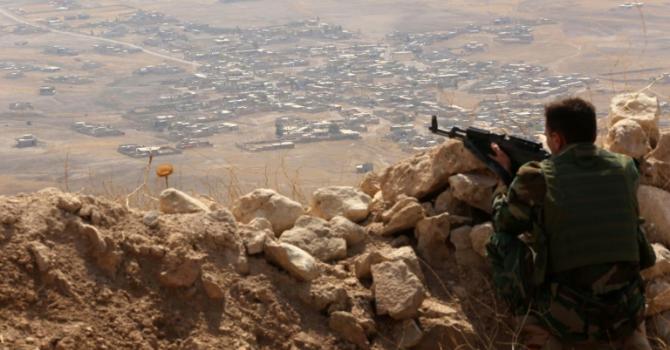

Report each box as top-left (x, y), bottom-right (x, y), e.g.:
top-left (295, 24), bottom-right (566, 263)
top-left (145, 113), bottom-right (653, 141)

top-left (486, 231), bottom-right (647, 345)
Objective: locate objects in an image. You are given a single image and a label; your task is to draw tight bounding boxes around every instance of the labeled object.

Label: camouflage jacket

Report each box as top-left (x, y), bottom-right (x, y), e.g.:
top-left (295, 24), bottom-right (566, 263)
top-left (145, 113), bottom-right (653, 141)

top-left (491, 153), bottom-right (656, 291)
top-left (491, 148), bottom-right (657, 341)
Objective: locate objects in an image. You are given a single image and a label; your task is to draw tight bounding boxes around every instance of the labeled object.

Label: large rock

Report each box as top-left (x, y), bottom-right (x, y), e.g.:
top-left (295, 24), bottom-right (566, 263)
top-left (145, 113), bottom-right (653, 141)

top-left (233, 189), bottom-right (304, 235)
top-left (414, 213), bottom-right (450, 264)
top-left (264, 240), bottom-right (319, 281)
top-left (279, 216), bottom-right (347, 262)
top-left (379, 139), bottom-right (486, 203)
top-left (449, 225), bottom-right (473, 250)
top-left (354, 246), bottom-right (424, 281)
top-left (329, 216), bottom-right (366, 245)
top-left (641, 131), bottom-right (670, 192)
top-left (329, 311), bottom-right (370, 349)
top-left (470, 222), bottom-right (494, 257)
top-left (381, 197), bottom-right (425, 235)
top-left (159, 188), bottom-right (211, 214)
top-left (359, 172), bottom-right (381, 197)
top-left (449, 224), bottom-right (487, 269)
top-left (642, 244), bottom-right (670, 280)
top-left (433, 188), bottom-right (472, 217)
top-left (311, 186), bottom-right (371, 222)
top-left (56, 192), bottom-right (82, 213)
top-left (605, 119), bottom-right (652, 159)
top-left (638, 185), bottom-right (670, 246)
top-left (609, 92), bottom-right (660, 146)
top-left (448, 172), bottom-right (497, 213)
top-left (371, 260), bottom-right (425, 320)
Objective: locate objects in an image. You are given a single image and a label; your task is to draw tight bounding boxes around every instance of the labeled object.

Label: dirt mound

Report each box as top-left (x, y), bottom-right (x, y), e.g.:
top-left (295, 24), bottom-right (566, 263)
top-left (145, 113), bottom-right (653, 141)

top-left (0, 186), bottom-right (505, 350)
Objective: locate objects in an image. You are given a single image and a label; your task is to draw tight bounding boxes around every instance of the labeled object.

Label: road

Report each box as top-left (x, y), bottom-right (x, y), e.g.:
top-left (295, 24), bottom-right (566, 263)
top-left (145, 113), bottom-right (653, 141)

top-left (0, 7), bottom-right (202, 70)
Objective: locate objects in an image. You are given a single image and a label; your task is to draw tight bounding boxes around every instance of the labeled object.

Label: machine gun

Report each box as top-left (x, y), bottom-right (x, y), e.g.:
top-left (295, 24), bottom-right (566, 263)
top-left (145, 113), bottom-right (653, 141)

top-left (429, 115), bottom-right (550, 185)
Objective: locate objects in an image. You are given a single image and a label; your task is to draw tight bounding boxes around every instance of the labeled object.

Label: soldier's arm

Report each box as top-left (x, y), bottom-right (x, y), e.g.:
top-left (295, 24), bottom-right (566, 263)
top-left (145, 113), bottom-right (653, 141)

top-left (492, 162), bottom-right (545, 235)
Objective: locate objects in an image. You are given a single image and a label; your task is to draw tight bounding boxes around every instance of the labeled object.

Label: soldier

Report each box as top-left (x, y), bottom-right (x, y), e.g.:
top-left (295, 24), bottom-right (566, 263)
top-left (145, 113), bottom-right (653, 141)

top-left (487, 97), bottom-right (656, 349)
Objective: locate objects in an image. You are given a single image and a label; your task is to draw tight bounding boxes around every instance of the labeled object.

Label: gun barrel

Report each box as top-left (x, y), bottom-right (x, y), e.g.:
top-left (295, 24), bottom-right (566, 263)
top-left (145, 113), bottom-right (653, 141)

top-left (428, 116), bottom-right (465, 139)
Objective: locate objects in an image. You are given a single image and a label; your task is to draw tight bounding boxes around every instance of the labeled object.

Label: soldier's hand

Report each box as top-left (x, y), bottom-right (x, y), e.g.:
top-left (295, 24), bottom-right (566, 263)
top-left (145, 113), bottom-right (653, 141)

top-left (490, 143), bottom-right (512, 174)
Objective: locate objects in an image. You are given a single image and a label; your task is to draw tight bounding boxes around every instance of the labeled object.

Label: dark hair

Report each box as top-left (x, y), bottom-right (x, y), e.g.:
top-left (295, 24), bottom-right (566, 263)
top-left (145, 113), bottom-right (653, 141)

top-left (544, 97), bottom-right (597, 144)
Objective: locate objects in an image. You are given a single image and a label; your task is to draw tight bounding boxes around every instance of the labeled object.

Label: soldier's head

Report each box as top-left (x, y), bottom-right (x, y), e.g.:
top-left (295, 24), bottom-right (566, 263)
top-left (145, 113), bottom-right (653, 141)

top-left (544, 97), bottom-right (597, 154)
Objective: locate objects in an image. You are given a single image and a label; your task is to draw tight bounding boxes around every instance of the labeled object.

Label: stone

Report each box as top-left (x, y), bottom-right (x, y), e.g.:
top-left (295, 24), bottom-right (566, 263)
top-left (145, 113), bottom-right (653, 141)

top-left (455, 249), bottom-right (488, 270)
top-left (470, 222), bottom-right (493, 257)
top-left (379, 139), bottom-right (486, 203)
top-left (279, 216), bottom-right (347, 262)
top-left (641, 131), bottom-right (670, 192)
top-left (201, 273), bottom-right (225, 299)
top-left (299, 282), bottom-right (350, 313)
top-left (233, 189), bottom-right (304, 235)
top-left (450, 225), bottom-right (473, 250)
top-left (56, 193), bottom-right (82, 213)
top-left (354, 246), bottom-right (424, 281)
top-left (609, 92), bottom-right (661, 146)
top-left (433, 188), bottom-right (472, 217)
top-left (207, 208), bottom-right (238, 227)
top-left (642, 244), bottom-right (670, 280)
top-left (242, 229), bottom-right (270, 255)
top-left (448, 172), bottom-right (497, 213)
top-left (311, 186), bottom-right (371, 222)
top-left (381, 196), bottom-right (416, 222)
top-left (371, 260), bottom-right (425, 320)
top-left (159, 188), bottom-right (210, 214)
top-left (159, 253), bottom-right (205, 288)
top-left (434, 188), bottom-right (454, 215)
top-left (329, 216), bottom-right (366, 245)
top-left (638, 185), bottom-right (670, 246)
top-left (368, 191), bottom-right (385, 222)
top-left (395, 319), bottom-right (423, 349)
top-left (263, 240), bottom-right (319, 281)
top-left (28, 241), bottom-right (52, 273)
top-left (605, 119), bottom-right (652, 159)
top-left (359, 172), bottom-right (381, 197)
top-left (414, 213), bottom-right (450, 264)
top-left (415, 300), bottom-right (475, 350)
top-left (247, 217), bottom-right (273, 231)
top-left (648, 280), bottom-right (670, 299)
top-left (420, 298), bottom-right (461, 319)
top-left (142, 211), bottom-right (160, 228)
top-left (382, 198), bottom-right (425, 235)
top-left (329, 311), bottom-right (370, 349)
top-left (648, 285), bottom-right (670, 316)
top-left (78, 223), bottom-right (107, 253)
top-left (391, 235), bottom-right (411, 247)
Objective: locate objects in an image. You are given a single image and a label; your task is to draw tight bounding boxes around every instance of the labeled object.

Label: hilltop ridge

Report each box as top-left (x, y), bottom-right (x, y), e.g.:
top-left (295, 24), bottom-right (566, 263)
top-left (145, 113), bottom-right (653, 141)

top-left (1, 92), bottom-right (670, 349)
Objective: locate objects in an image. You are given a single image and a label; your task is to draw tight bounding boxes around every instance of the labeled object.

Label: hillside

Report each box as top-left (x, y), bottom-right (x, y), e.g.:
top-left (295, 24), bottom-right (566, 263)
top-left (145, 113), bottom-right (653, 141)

top-left (1, 92), bottom-right (669, 349)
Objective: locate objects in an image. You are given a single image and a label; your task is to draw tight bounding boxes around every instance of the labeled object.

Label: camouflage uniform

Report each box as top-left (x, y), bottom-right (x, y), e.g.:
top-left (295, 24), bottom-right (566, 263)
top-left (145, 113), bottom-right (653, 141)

top-left (487, 143), bottom-right (657, 347)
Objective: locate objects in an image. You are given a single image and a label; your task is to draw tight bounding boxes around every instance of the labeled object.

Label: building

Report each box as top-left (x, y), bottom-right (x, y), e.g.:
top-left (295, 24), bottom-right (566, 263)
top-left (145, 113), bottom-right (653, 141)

top-left (16, 134), bottom-right (37, 148)
top-left (39, 86), bottom-right (56, 96)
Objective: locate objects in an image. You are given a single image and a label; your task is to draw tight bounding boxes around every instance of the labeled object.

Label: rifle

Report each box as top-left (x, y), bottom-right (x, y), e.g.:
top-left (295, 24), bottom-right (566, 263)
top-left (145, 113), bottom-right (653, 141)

top-left (428, 115), bottom-right (550, 185)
